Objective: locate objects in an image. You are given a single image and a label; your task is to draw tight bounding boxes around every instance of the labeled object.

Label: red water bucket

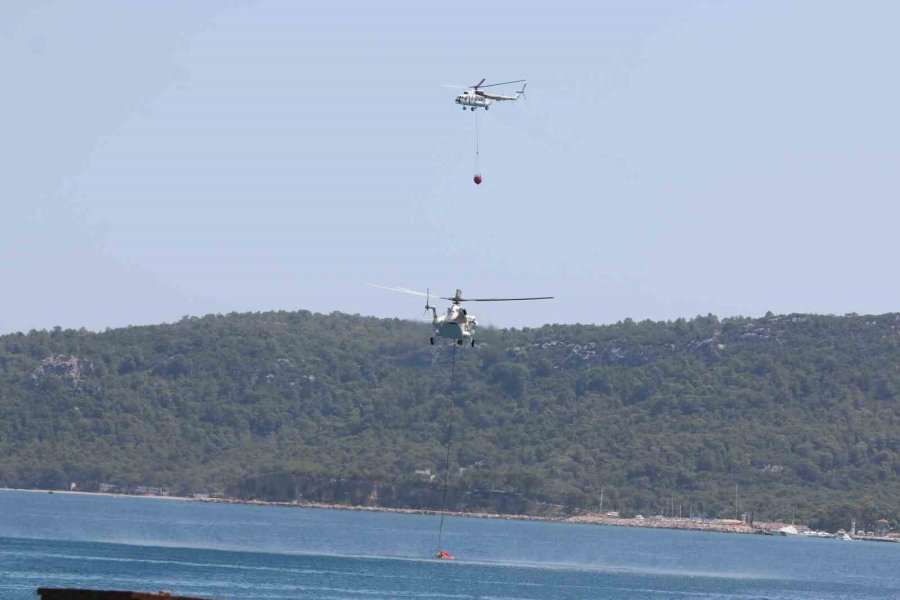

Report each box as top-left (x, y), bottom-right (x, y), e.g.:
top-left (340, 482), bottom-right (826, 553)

top-left (473, 174), bottom-right (482, 185)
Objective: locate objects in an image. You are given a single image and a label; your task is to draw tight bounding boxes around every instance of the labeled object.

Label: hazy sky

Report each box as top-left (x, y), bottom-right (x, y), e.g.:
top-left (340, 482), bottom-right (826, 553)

top-left (3, 1), bottom-right (899, 333)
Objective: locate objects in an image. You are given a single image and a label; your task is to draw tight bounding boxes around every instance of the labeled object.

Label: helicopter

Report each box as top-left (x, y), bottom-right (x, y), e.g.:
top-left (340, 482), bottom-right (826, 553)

top-left (455, 79), bottom-right (526, 111)
top-left (366, 284), bottom-right (552, 346)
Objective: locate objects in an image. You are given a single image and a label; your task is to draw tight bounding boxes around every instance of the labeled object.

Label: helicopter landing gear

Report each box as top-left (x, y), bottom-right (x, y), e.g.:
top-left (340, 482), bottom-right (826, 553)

top-left (471, 339), bottom-right (476, 347)
top-left (485, 106), bottom-right (489, 110)
top-left (457, 339), bottom-right (463, 346)
top-left (430, 337), bottom-right (434, 346)
top-left (470, 107), bottom-right (475, 111)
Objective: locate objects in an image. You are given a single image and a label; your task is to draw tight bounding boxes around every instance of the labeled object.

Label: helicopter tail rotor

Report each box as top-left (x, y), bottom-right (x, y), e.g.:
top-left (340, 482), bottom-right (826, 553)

top-left (422, 288), bottom-right (438, 320)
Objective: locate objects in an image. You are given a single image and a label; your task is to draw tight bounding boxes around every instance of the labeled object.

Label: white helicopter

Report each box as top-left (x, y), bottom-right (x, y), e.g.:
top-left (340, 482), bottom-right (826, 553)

top-left (455, 79), bottom-right (526, 111)
top-left (367, 284), bottom-right (552, 346)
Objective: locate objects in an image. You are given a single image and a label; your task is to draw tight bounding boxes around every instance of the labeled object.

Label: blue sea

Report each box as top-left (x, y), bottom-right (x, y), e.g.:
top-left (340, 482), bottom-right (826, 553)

top-left (1, 490), bottom-right (897, 599)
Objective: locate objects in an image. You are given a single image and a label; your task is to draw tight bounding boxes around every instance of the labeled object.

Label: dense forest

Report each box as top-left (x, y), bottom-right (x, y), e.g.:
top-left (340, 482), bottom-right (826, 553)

top-left (3, 309), bottom-right (900, 530)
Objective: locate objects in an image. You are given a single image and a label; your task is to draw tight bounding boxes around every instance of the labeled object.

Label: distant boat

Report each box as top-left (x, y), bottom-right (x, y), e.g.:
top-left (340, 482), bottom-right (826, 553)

top-left (776, 525), bottom-right (799, 536)
top-left (801, 530), bottom-right (832, 538)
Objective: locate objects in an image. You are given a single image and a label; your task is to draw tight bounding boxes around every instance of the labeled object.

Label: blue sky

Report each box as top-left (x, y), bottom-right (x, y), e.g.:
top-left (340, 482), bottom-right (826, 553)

top-left (3, 1), bottom-right (899, 332)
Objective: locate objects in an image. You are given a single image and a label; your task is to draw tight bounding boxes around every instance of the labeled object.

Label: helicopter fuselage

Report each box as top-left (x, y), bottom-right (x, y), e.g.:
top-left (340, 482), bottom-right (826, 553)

top-left (431, 304), bottom-right (477, 345)
top-left (455, 86), bottom-right (524, 111)
top-left (455, 91), bottom-right (492, 111)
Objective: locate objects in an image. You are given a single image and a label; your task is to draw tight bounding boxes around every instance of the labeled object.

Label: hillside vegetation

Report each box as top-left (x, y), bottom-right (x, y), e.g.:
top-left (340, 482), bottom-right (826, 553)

top-left (3, 309), bottom-right (900, 530)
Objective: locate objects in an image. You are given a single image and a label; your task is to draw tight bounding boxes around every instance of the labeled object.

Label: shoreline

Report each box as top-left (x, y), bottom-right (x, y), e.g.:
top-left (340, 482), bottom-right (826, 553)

top-left (2, 487), bottom-right (757, 536)
top-left (1, 487), bottom-right (196, 502)
top-left (10, 487), bottom-right (898, 542)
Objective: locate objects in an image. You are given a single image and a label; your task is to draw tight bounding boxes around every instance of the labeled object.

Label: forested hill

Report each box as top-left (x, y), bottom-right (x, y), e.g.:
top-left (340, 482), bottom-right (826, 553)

top-left (4, 309), bottom-right (900, 528)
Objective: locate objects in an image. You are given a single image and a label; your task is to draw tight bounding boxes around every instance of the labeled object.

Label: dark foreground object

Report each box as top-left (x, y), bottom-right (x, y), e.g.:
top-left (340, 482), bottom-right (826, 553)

top-left (38, 589), bottom-right (213, 600)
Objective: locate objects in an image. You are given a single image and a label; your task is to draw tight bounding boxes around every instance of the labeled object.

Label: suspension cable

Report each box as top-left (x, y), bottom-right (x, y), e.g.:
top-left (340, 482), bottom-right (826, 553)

top-left (474, 109), bottom-right (480, 173)
top-left (436, 343), bottom-right (459, 553)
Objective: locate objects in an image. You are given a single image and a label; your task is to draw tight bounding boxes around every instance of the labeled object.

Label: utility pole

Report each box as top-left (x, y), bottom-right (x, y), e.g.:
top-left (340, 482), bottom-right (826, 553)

top-left (734, 484), bottom-right (739, 520)
top-left (599, 488), bottom-right (603, 513)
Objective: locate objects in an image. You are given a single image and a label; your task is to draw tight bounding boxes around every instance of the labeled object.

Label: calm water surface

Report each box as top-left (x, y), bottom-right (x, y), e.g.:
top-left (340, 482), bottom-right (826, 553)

top-left (1, 490), bottom-right (897, 599)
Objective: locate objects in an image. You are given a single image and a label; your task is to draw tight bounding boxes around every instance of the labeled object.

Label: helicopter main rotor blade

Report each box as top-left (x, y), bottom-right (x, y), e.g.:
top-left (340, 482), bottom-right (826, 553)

top-left (365, 283), bottom-right (431, 298)
top-left (477, 79), bottom-right (526, 89)
top-left (440, 296), bottom-right (554, 302)
top-left (472, 78), bottom-right (487, 89)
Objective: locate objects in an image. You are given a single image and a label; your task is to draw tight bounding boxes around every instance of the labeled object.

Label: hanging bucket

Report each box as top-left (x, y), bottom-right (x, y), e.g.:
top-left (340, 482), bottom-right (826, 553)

top-left (473, 173), bottom-right (482, 185)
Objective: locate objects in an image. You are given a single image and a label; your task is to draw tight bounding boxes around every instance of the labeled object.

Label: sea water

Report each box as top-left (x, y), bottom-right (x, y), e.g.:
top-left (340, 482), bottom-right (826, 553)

top-left (1, 490), bottom-right (897, 599)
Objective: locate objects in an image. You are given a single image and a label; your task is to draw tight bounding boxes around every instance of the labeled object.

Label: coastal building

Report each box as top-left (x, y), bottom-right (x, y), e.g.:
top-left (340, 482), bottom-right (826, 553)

top-left (413, 469), bottom-right (436, 482)
top-left (134, 486), bottom-right (169, 496)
